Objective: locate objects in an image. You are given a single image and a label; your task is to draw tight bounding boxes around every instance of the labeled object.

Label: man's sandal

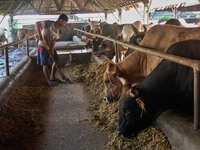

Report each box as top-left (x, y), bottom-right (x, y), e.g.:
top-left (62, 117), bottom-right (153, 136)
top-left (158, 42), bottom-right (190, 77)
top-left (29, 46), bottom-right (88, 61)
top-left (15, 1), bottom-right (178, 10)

top-left (48, 82), bottom-right (56, 87)
top-left (50, 78), bottom-right (62, 83)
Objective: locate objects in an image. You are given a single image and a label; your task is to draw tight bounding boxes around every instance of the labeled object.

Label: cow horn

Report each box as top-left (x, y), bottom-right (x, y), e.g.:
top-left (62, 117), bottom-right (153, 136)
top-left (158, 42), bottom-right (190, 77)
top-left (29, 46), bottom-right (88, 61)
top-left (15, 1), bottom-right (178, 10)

top-left (88, 18), bottom-right (90, 22)
top-left (117, 77), bottom-right (126, 85)
top-left (143, 25), bottom-right (147, 33)
top-left (98, 19), bottom-right (101, 23)
top-left (131, 25), bottom-right (139, 36)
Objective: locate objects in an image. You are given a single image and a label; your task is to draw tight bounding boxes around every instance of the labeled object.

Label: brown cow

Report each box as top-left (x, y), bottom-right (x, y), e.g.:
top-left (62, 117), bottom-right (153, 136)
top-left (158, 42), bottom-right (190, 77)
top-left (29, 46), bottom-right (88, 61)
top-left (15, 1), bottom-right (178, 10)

top-left (17, 29), bottom-right (38, 49)
top-left (165, 19), bottom-right (182, 26)
top-left (103, 24), bottom-right (200, 102)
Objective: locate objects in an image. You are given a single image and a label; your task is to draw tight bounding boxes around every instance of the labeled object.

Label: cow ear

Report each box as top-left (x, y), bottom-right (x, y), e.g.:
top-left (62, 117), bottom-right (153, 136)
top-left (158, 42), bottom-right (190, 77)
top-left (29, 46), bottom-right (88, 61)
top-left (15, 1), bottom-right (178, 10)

top-left (107, 63), bottom-right (115, 72)
top-left (130, 87), bottom-right (139, 98)
top-left (143, 25), bottom-right (147, 33)
top-left (109, 73), bottom-right (118, 86)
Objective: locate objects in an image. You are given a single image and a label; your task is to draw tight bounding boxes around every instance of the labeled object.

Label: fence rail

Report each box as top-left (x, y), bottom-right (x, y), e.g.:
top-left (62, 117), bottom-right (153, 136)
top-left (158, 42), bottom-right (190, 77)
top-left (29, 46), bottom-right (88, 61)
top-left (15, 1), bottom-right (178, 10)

top-left (0, 34), bottom-right (37, 76)
top-left (74, 28), bottom-right (200, 129)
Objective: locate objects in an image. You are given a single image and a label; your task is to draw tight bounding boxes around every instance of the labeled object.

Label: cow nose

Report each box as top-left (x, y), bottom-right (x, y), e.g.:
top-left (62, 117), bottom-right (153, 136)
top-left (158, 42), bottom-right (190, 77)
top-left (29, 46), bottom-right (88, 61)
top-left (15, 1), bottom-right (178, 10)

top-left (116, 128), bottom-right (124, 138)
top-left (104, 97), bottom-right (110, 103)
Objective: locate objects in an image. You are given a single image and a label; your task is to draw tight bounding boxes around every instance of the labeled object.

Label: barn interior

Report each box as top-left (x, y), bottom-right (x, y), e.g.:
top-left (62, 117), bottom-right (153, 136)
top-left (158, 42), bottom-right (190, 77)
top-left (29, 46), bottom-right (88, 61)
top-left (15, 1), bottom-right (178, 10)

top-left (0, 0), bottom-right (200, 150)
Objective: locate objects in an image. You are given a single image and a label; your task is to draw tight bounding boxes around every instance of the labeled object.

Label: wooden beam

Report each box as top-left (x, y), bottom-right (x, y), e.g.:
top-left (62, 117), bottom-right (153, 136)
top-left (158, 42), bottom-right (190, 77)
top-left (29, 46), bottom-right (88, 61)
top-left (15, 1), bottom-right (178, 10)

top-left (94, 0), bottom-right (104, 10)
top-left (81, 0), bottom-right (92, 11)
top-left (13, 1), bottom-right (24, 15)
top-left (59, 0), bottom-right (65, 10)
top-left (28, 1), bottom-right (39, 14)
top-left (3, 1), bottom-right (15, 14)
top-left (38, 0), bottom-right (44, 12)
top-left (105, 0), bottom-right (121, 10)
top-left (70, 0), bottom-right (81, 10)
top-left (53, 0), bottom-right (61, 10)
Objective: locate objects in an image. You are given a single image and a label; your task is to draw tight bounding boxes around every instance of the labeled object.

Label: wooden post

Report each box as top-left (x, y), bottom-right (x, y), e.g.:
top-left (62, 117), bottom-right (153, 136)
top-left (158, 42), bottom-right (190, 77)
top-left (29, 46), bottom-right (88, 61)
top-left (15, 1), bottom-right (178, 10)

top-left (114, 42), bottom-right (119, 63)
top-left (143, 2), bottom-right (149, 24)
top-left (118, 8), bottom-right (122, 24)
top-left (194, 69), bottom-right (200, 129)
top-left (172, 7), bottom-right (178, 19)
top-left (9, 14), bottom-right (14, 43)
top-left (4, 47), bottom-right (9, 76)
top-left (26, 39), bottom-right (29, 56)
top-left (105, 10), bottom-right (108, 22)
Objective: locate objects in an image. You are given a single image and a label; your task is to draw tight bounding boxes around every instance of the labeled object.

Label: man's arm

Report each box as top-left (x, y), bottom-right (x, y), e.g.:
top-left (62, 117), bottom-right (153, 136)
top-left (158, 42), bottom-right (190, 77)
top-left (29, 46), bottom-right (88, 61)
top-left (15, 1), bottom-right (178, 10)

top-left (35, 21), bottom-right (43, 41)
top-left (50, 39), bottom-right (57, 56)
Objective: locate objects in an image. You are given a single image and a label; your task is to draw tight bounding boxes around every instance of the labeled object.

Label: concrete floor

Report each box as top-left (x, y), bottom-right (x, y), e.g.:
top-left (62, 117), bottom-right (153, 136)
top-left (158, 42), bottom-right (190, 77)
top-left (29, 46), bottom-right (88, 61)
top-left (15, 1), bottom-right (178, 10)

top-left (34, 65), bottom-right (107, 150)
top-left (1, 63), bottom-right (107, 150)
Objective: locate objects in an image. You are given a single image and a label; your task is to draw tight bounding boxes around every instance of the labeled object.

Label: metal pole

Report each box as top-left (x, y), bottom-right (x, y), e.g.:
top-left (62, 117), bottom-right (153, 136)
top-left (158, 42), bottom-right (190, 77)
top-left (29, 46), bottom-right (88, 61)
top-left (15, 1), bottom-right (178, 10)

top-left (26, 39), bottom-right (29, 56)
top-left (4, 47), bottom-right (9, 76)
top-left (194, 69), bottom-right (200, 129)
top-left (118, 8), bottom-right (122, 24)
top-left (0, 34), bottom-right (37, 51)
top-left (114, 42), bottom-right (118, 63)
top-left (74, 28), bottom-right (200, 71)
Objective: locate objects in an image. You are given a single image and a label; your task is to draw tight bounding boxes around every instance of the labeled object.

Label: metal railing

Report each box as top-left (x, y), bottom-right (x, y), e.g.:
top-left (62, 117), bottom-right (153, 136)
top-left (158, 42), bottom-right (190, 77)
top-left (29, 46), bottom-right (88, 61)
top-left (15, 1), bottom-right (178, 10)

top-left (0, 34), bottom-right (37, 76)
top-left (74, 28), bottom-right (200, 130)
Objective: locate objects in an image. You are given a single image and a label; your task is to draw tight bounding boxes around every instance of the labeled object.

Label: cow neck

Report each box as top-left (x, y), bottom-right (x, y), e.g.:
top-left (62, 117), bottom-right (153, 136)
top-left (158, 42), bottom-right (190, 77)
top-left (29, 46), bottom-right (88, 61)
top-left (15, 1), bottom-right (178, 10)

top-left (135, 60), bottom-right (176, 117)
top-left (117, 51), bottom-right (147, 76)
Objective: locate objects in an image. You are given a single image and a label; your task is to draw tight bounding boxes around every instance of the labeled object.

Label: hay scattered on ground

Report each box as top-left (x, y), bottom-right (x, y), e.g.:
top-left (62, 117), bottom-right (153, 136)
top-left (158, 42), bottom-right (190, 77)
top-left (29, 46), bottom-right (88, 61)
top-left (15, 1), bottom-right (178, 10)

top-left (0, 76), bottom-right (47, 147)
top-left (73, 61), bottom-right (175, 150)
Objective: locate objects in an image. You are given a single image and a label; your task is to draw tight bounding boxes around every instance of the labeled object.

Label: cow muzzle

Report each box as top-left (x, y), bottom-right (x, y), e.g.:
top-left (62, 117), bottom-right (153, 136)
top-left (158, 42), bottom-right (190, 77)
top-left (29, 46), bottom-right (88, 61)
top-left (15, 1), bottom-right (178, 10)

top-left (104, 96), bottom-right (110, 103)
top-left (116, 127), bottom-right (124, 138)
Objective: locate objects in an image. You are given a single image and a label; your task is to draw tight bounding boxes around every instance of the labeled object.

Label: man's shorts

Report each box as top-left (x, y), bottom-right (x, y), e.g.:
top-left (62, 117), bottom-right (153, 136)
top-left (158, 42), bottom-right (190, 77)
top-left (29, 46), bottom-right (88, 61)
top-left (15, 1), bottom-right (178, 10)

top-left (37, 45), bottom-right (58, 66)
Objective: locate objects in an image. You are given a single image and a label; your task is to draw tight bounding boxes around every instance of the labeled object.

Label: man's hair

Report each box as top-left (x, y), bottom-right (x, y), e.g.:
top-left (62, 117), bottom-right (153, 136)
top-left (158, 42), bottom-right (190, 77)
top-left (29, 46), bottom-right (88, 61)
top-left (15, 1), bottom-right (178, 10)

top-left (58, 14), bottom-right (68, 22)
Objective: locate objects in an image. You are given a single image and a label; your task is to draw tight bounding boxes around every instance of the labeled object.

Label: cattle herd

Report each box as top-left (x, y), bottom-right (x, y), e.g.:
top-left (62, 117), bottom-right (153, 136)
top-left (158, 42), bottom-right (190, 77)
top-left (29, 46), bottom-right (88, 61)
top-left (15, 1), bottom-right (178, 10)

top-left (78, 19), bottom-right (200, 138)
top-left (1, 18), bottom-right (200, 138)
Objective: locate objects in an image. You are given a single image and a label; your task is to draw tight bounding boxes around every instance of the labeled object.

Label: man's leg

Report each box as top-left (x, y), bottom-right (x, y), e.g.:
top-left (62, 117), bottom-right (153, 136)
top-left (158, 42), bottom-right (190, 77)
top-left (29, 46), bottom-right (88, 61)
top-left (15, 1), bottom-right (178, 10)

top-left (43, 65), bottom-right (55, 86)
top-left (50, 62), bottom-right (57, 80)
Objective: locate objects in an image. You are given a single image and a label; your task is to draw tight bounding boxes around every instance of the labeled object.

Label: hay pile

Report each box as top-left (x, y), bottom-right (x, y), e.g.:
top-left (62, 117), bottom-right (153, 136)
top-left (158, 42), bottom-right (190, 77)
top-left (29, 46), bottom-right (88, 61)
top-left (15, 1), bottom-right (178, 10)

top-left (0, 77), bottom-right (46, 147)
top-left (73, 61), bottom-right (175, 150)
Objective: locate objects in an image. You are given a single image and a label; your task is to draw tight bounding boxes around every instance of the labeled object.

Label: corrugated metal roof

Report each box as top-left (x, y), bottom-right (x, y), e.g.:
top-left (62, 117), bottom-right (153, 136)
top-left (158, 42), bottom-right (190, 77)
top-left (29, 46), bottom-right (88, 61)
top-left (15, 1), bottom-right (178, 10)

top-left (0, 0), bottom-right (199, 16)
top-left (0, 0), bottom-right (145, 15)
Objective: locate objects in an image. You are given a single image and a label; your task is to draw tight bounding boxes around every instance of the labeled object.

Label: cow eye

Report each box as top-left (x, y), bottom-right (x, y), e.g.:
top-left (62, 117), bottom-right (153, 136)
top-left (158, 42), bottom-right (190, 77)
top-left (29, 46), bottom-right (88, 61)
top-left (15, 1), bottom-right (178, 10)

top-left (124, 109), bottom-right (130, 115)
top-left (105, 80), bottom-right (109, 85)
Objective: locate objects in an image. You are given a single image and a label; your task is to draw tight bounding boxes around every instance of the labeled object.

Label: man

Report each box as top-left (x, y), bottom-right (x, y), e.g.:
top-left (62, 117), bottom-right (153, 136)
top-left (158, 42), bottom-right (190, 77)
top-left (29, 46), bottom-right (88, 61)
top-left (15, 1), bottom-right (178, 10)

top-left (36, 14), bottom-right (68, 86)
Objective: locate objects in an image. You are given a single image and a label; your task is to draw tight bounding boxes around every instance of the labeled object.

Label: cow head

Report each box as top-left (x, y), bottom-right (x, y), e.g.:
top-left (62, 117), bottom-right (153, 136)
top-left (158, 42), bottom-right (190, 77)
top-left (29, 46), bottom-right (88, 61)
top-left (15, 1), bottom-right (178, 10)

top-left (117, 83), bottom-right (147, 137)
top-left (129, 32), bottom-right (145, 46)
top-left (103, 63), bottom-right (123, 102)
top-left (88, 18), bottom-right (101, 33)
top-left (92, 37), bottom-right (103, 55)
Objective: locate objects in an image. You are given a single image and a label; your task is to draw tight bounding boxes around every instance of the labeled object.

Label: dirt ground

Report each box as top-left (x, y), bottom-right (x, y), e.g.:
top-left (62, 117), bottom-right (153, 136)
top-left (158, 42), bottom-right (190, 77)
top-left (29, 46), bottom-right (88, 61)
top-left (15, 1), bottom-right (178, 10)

top-left (0, 63), bottom-right (107, 150)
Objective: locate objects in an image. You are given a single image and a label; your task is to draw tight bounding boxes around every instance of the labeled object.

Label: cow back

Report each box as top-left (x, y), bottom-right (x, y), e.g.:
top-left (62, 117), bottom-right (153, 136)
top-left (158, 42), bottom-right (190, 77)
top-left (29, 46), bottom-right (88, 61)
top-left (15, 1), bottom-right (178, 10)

top-left (17, 29), bottom-right (36, 40)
